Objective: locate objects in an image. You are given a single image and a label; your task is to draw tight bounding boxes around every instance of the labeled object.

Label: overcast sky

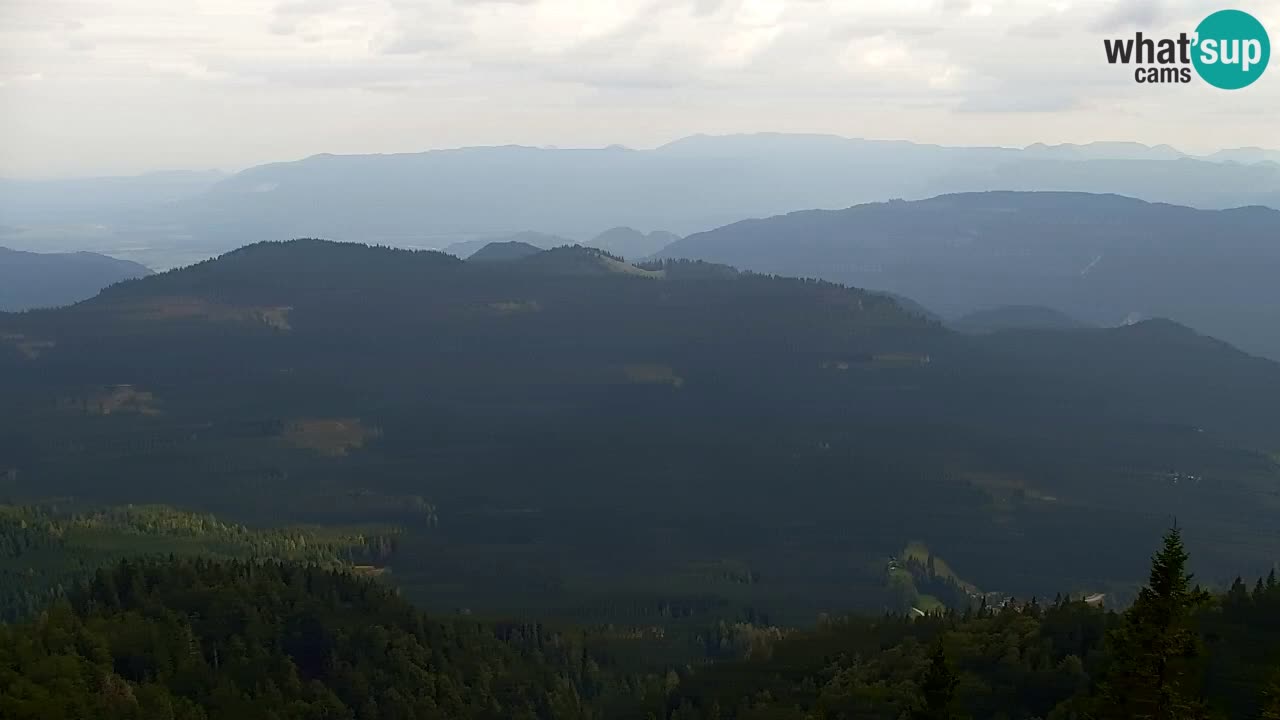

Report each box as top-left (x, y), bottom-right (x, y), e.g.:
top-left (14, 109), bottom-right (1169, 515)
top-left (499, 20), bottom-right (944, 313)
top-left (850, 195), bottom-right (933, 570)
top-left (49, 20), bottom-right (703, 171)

top-left (1, 0), bottom-right (1276, 178)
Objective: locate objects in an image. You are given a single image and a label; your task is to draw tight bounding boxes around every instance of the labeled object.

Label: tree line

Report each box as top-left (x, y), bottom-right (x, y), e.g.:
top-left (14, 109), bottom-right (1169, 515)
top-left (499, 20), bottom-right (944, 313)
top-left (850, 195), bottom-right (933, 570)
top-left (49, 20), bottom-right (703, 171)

top-left (2, 526), bottom-right (1278, 718)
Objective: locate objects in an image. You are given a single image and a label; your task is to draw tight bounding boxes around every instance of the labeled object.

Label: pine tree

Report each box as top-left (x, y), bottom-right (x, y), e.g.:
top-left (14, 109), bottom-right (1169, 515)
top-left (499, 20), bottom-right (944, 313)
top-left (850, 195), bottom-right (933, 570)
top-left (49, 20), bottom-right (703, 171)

top-left (1225, 576), bottom-right (1249, 607)
top-left (1096, 525), bottom-right (1212, 720)
top-left (914, 637), bottom-right (962, 720)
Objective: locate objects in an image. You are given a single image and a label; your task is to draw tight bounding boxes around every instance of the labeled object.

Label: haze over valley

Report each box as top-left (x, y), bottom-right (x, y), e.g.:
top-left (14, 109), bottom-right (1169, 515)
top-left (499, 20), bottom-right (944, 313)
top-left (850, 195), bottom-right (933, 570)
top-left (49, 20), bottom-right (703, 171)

top-left (4, 134), bottom-right (1279, 271)
top-left (7, 137), bottom-right (1280, 358)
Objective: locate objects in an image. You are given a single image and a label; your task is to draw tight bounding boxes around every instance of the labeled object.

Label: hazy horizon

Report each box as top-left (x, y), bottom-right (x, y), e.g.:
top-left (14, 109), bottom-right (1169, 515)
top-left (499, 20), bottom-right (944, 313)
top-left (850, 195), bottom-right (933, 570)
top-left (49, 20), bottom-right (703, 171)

top-left (1, 132), bottom-right (1277, 182)
top-left (3, 0), bottom-right (1278, 179)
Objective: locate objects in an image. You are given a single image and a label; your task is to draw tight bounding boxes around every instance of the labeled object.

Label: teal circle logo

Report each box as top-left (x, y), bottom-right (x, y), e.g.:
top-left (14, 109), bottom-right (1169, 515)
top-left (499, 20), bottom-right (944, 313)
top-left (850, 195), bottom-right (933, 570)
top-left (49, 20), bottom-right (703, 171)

top-left (1192, 9), bottom-right (1270, 89)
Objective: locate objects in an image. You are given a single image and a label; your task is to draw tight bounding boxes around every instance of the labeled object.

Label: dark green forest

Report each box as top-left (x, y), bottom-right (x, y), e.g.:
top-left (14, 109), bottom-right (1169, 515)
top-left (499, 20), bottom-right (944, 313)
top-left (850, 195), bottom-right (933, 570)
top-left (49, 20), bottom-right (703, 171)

top-left (666, 529), bottom-right (1280, 719)
top-left (2, 526), bottom-right (1278, 719)
top-left (0, 503), bottom-right (398, 622)
top-left (2, 240), bottom-right (1277, 626)
top-left (1, 239), bottom-right (1279, 716)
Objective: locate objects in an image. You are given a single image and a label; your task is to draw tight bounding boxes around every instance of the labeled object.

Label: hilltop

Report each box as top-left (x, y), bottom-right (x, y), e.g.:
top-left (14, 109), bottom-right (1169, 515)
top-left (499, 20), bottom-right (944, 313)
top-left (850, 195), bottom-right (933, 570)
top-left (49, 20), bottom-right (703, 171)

top-left (467, 240), bottom-right (544, 262)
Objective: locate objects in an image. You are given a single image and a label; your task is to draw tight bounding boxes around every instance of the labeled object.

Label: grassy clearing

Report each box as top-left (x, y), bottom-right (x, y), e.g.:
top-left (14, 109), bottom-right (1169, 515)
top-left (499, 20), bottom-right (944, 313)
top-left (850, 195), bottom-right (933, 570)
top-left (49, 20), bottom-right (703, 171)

top-left (916, 595), bottom-right (946, 613)
top-left (252, 306), bottom-right (293, 330)
top-left (600, 256), bottom-right (665, 278)
top-left (283, 418), bottom-right (378, 456)
top-left (0, 333), bottom-right (56, 359)
top-left (871, 352), bottom-right (931, 367)
top-left (58, 385), bottom-right (161, 416)
top-left (122, 297), bottom-right (292, 330)
top-left (623, 364), bottom-right (684, 388)
top-left (0, 502), bottom-right (401, 621)
top-left (962, 471), bottom-right (1059, 506)
top-left (488, 300), bottom-right (542, 315)
top-left (903, 541), bottom-right (978, 594)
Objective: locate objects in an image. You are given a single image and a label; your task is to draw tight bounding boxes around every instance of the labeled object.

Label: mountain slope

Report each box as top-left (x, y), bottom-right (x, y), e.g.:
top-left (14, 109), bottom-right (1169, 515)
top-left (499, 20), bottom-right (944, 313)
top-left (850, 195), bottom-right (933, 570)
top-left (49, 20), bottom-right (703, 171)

top-left (0, 557), bottom-right (644, 719)
top-left (0, 170), bottom-right (225, 227)
top-left (442, 231), bottom-right (573, 259)
top-left (467, 240), bottom-right (543, 262)
top-left (1, 239), bottom-right (1277, 623)
top-left (1206, 147), bottom-right (1280, 165)
top-left (658, 191), bottom-right (1280, 359)
top-left (0, 247), bottom-right (152, 311)
top-left (951, 306), bottom-right (1091, 333)
top-left (588, 227), bottom-right (680, 259)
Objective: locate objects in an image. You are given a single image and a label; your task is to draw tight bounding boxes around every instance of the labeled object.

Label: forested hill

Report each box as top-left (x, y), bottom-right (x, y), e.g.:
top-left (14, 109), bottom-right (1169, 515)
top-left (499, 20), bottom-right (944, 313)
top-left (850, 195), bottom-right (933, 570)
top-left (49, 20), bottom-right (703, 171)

top-left (0, 246), bottom-right (152, 312)
top-left (1, 239), bottom-right (1278, 626)
top-left (0, 557), bottom-right (672, 719)
top-left (0, 502), bottom-right (400, 623)
top-left (91, 239), bottom-right (464, 299)
top-left (656, 191), bottom-right (1280, 360)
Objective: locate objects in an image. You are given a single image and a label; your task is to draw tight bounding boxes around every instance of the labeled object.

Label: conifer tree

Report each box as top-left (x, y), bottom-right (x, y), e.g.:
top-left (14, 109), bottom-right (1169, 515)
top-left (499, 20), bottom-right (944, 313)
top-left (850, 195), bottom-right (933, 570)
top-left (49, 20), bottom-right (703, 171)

top-left (1096, 524), bottom-right (1212, 720)
top-left (914, 637), bottom-right (963, 720)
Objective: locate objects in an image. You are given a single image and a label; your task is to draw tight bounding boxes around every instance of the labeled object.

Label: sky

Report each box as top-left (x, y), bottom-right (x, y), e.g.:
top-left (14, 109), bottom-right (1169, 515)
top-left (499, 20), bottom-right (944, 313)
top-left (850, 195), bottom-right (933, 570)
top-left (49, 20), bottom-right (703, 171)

top-left (1, 0), bottom-right (1277, 179)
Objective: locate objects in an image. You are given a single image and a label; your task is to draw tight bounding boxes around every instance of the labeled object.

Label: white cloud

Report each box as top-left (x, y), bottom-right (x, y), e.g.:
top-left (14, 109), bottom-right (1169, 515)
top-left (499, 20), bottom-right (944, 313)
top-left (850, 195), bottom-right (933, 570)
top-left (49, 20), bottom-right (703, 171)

top-left (0, 0), bottom-right (1277, 177)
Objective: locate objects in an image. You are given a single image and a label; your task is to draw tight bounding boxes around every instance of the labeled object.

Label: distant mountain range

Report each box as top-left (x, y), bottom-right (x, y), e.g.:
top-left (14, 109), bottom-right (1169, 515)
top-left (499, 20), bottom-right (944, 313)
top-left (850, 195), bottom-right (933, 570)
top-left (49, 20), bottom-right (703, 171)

top-left (0, 247), bottom-right (151, 311)
top-left (587, 227), bottom-right (680, 260)
top-left (657, 192), bottom-right (1280, 360)
top-left (2, 135), bottom-right (1277, 270)
top-left (0, 169), bottom-right (225, 227)
top-left (1204, 147), bottom-right (1280, 165)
